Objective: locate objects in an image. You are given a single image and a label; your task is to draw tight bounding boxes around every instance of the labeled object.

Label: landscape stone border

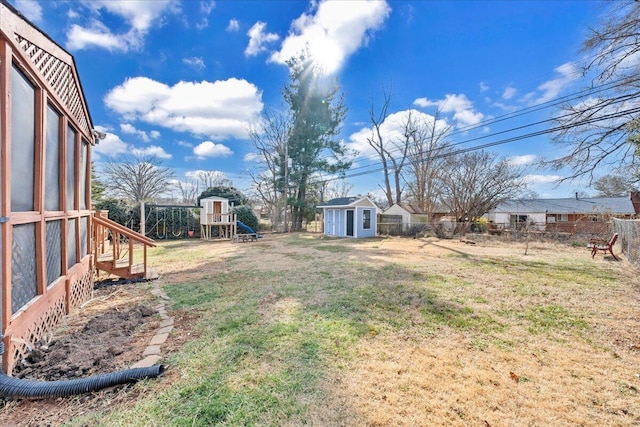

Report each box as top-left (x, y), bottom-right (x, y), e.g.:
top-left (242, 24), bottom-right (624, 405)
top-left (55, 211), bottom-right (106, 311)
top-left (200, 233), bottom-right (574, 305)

top-left (130, 281), bottom-right (172, 369)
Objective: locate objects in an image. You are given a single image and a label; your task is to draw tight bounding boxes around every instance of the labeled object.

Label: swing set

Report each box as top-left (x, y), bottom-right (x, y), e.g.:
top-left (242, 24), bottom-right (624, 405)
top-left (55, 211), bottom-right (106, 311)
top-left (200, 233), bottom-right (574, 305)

top-left (145, 205), bottom-right (199, 239)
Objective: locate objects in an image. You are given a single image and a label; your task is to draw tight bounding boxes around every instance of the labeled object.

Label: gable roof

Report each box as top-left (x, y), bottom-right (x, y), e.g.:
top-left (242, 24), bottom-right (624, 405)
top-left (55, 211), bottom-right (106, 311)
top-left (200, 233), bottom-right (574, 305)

top-left (492, 196), bottom-right (635, 215)
top-left (399, 203), bottom-right (426, 214)
top-left (317, 196), bottom-right (377, 209)
top-left (0, 0), bottom-right (94, 141)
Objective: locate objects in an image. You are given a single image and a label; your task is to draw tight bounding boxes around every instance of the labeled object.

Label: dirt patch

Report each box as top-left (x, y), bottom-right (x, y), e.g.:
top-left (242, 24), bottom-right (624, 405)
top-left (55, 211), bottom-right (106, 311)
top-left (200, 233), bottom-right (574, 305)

top-left (0, 282), bottom-right (177, 427)
top-left (13, 304), bottom-right (156, 381)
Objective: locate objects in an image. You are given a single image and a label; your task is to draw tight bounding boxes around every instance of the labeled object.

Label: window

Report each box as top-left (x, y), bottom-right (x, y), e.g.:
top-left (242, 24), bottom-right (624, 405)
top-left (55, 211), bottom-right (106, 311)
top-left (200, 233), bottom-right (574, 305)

top-left (559, 214), bottom-right (568, 222)
top-left (11, 65), bottom-right (35, 212)
top-left (363, 209), bottom-right (371, 230)
top-left (66, 126), bottom-right (76, 211)
top-left (45, 105), bottom-right (61, 211)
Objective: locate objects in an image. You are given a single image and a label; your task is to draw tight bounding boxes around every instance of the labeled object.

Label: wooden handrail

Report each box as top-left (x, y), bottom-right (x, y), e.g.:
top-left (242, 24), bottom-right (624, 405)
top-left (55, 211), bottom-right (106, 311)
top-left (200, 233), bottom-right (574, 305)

top-left (92, 215), bottom-right (157, 247)
top-left (92, 213), bottom-right (156, 280)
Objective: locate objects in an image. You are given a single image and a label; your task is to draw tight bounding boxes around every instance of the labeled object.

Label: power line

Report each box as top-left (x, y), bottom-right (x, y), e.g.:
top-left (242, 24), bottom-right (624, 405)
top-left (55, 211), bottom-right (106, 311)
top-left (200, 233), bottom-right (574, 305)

top-left (311, 103), bottom-right (640, 185)
top-left (345, 75), bottom-right (640, 174)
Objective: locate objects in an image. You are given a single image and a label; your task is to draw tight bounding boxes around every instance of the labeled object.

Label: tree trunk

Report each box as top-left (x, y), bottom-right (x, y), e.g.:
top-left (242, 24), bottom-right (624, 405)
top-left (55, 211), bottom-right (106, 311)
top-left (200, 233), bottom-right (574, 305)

top-left (140, 201), bottom-right (146, 236)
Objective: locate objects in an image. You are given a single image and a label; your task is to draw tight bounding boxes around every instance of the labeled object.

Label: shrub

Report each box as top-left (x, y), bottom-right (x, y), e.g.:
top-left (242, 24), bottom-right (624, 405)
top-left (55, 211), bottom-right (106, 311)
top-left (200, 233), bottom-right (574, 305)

top-left (234, 205), bottom-right (259, 232)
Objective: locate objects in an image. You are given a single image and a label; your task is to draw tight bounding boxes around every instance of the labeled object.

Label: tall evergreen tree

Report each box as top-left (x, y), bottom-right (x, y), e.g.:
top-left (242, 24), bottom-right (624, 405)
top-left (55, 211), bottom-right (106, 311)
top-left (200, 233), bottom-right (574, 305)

top-left (283, 52), bottom-right (351, 230)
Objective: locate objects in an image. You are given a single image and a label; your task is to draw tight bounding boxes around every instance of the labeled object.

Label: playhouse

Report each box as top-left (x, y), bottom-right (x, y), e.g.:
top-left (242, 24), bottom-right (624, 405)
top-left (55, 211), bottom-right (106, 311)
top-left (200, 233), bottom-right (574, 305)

top-left (200, 196), bottom-right (237, 240)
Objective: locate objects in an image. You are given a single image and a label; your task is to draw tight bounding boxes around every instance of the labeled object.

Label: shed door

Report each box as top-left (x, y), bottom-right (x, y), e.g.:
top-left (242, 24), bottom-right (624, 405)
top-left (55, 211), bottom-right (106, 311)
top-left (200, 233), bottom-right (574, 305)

top-left (346, 210), bottom-right (354, 237)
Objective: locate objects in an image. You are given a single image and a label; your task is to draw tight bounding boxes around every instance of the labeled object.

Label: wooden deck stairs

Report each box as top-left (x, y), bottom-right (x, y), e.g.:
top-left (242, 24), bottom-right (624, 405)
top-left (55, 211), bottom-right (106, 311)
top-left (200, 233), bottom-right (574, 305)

top-left (92, 212), bottom-right (157, 280)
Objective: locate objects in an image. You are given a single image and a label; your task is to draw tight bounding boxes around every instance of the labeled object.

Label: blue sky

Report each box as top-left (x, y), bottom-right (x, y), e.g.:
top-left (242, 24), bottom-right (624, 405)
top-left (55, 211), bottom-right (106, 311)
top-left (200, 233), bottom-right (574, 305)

top-left (12, 0), bottom-right (610, 201)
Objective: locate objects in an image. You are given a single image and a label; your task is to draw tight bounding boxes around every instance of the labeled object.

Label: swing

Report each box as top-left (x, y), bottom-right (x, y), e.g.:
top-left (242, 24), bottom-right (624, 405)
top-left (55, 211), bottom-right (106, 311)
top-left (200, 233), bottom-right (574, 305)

top-left (172, 208), bottom-right (183, 238)
top-left (188, 208), bottom-right (195, 237)
top-left (156, 208), bottom-right (167, 239)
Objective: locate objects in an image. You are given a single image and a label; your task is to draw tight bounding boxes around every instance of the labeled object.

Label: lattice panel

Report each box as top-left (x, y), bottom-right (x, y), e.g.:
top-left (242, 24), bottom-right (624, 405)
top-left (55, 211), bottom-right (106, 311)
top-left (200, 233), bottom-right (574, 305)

top-left (9, 294), bottom-right (66, 374)
top-left (69, 269), bottom-right (93, 310)
top-left (13, 34), bottom-right (91, 137)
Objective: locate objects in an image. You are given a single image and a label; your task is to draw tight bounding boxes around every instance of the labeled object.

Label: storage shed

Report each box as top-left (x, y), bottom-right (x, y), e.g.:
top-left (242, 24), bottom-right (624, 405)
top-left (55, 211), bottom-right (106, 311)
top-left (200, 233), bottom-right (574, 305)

top-left (318, 196), bottom-right (378, 238)
top-left (0, 1), bottom-right (97, 372)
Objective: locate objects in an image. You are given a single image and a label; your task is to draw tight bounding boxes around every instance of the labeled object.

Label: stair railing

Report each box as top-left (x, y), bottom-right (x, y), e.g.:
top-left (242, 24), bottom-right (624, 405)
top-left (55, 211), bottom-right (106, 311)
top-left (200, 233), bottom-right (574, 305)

top-left (92, 212), bottom-right (156, 279)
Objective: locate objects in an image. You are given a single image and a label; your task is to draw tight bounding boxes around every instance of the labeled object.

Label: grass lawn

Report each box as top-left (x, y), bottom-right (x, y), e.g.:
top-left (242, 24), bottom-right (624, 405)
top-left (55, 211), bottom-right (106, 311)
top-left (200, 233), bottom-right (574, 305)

top-left (75, 233), bottom-right (640, 426)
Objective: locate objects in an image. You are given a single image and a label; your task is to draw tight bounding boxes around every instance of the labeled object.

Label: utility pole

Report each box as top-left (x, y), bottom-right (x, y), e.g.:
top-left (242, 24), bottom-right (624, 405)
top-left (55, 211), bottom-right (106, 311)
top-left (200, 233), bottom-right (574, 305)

top-left (283, 140), bottom-right (289, 233)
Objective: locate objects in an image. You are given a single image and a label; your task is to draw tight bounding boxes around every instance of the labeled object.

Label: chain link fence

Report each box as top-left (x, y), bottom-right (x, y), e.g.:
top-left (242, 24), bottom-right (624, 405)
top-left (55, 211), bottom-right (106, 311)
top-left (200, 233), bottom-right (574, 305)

top-left (612, 218), bottom-right (640, 267)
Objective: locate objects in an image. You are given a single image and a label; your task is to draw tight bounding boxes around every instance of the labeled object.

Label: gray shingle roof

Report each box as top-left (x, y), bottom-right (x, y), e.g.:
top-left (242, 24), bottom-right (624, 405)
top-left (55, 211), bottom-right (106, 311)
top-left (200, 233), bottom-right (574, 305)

top-left (320, 197), bottom-right (360, 206)
top-left (492, 196), bottom-right (634, 215)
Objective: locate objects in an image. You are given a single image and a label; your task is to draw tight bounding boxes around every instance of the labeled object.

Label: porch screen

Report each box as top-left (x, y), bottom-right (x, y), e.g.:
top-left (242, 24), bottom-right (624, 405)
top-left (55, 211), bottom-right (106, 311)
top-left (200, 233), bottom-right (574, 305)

top-left (67, 218), bottom-right (77, 269)
top-left (79, 141), bottom-right (87, 210)
top-left (46, 220), bottom-right (62, 287)
top-left (12, 224), bottom-right (37, 313)
top-left (45, 105), bottom-right (61, 211)
top-left (80, 216), bottom-right (88, 258)
top-left (11, 65), bottom-right (35, 212)
top-left (66, 127), bottom-right (76, 211)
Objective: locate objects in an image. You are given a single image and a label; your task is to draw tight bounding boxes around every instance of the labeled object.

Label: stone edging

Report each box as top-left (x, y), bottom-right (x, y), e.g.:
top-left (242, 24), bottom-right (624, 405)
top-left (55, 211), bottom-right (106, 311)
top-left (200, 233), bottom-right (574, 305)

top-left (130, 281), bottom-right (172, 369)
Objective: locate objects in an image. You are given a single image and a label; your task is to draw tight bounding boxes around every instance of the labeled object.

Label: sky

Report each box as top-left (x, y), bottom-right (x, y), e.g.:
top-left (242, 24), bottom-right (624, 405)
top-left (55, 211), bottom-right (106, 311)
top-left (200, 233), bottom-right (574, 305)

top-left (11, 0), bottom-right (614, 202)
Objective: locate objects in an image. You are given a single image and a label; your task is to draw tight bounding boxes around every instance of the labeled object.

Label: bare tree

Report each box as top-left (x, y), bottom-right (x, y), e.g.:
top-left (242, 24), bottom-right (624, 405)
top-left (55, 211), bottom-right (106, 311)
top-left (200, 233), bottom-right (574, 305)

top-left (403, 109), bottom-right (452, 220)
top-left (438, 151), bottom-right (528, 235)
top-left (321, 179), bottom-right (353, 202)
top-left (197, 170), bottom-right (232, 190)
top-left (367, 89), bottom-right (409, 206)
top-left (248, 108), bottom-right (291, 230)
top-left (551, 1), bottom-right (640, 183)
top-left (178, 179), bottom-right (199, 205)
top-left (102, 154), bottom-right (175, 235)
top-left (593, 174), bottom-right (638, 196)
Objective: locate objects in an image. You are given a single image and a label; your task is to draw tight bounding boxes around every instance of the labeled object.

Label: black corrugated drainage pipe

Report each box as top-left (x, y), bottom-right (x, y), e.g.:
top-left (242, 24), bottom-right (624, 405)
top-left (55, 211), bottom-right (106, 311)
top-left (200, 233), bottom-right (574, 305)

top-left (0, 336), bottom-right (164, 399)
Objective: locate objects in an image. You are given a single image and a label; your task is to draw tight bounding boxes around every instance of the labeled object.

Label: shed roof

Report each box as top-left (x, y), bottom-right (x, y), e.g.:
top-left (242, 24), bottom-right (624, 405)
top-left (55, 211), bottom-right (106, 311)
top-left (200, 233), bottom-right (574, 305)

top-left (317, 196), bottom-right (377, 208)
top-left (492, 196), bottom-right (635, 215)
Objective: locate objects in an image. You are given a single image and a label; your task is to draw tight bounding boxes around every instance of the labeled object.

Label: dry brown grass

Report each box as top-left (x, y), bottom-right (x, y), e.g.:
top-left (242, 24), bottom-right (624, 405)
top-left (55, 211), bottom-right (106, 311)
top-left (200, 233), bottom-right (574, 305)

top-left (11, 233), bottom-right (637, 426)
top-left (146, 234), bottom-right (640, 426)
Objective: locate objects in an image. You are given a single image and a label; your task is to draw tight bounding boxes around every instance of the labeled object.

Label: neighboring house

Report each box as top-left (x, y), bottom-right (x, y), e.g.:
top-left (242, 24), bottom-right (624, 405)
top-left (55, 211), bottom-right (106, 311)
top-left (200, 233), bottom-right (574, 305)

top-left (382, 203), bottom-right (429, 226)
top-left (487, 194), bottom-right (638, 234)
top-left (0, 1), bottom-right (97, 372)
top-left (318, 196), bottom-right (378, 238)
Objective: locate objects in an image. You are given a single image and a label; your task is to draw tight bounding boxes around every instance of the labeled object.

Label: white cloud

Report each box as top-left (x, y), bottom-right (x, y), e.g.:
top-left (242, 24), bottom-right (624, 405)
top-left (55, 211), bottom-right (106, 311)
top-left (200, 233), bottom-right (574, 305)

top-left (243, 152), bottom-right (261, 162)
top-left (414, 94), bottom-right (484, 128)
top-left (245, 21), bottom-right (279, 57)
top-left (132, 145), bottom-right (172, 159)
top-left (104, 76), bottom-right (263, 140)
top-left (226, 18), bottom-right (240, 32)
top-left (14, 0), bottom-right (42, 23)
top-left (183, 56), bottom-right (206, 70)
top-left (66, 0), bottom-right (176, 52)
top-left (269, 0), bottom-right (391, 75)
top-left (119, 123), bottom-right (160, 142)
top-left (524, 174), bottom-right (563, 184)
top-left (185, 169), bottom-right (228, 180)
top-left (508, 154), bottom-right (537, 166)
top-left (193, 141), bottom-right (233, 159)
top-left (67, 21), bottom-right (128, 51)
top-left (502, 86), bottom-right (517, 100)
top-left (91, 126), bottom-right (168, 160)
top-left (479, 81), bottom-right (489, 92)
top-left (196, 0), bottom-right (216, 29)
top-left (528, 62), bottom-right (579, 105)
top-left (346, 109), bottom-right (450, 160)
top-left (92, 127), bottom-right (130, 158)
